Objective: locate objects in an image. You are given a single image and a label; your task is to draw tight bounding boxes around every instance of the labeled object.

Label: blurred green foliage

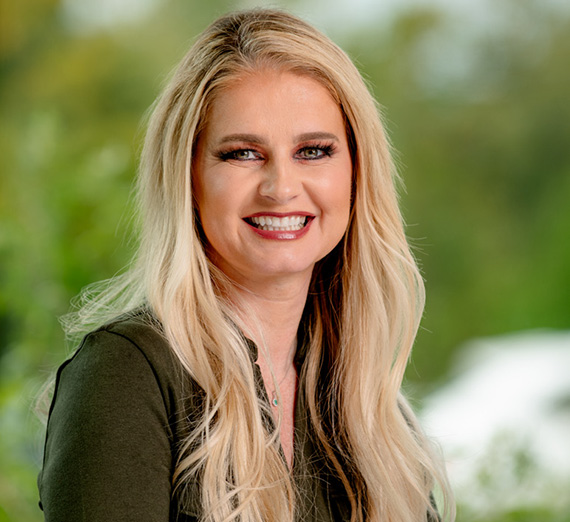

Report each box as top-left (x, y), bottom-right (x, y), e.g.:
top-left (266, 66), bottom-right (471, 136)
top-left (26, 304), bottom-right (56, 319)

top-left (1, 0), bottom-right (569, 520)
top-left (345, 0), bottom-right (570, 384)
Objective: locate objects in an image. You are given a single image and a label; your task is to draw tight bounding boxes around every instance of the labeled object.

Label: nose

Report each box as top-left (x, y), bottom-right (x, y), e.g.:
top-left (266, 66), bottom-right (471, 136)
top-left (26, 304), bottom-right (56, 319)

top-left (258, 159), bottom-right (300, 203)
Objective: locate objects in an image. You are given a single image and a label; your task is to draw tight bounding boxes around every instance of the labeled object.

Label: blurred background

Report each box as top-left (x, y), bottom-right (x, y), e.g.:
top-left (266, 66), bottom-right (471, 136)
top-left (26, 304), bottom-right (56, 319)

top-left (1, 0), bottom-right (569, 520)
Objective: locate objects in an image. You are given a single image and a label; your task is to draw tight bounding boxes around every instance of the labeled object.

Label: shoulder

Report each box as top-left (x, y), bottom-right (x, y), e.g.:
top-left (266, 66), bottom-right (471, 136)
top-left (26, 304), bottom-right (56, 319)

top-left (39, 310), bottom-right (194, 520)
top-left (91, 309), bottom-right (183, 388)
top-left (51, 309), bottom-right (193, 428)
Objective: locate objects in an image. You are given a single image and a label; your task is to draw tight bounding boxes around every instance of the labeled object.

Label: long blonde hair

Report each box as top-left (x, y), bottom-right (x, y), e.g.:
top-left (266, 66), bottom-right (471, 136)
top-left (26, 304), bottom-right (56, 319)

top-left (67, 8), bottom-right (454, 522)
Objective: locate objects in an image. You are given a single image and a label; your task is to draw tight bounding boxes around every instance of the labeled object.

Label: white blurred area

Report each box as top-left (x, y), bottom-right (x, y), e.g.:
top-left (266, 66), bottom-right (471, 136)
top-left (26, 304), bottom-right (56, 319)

top-left (61, 0), bottom-right (163, 33)
top-left (61, 0), bottom-right (570, 35)
top-left (421, 331), bottom-right (570, 511)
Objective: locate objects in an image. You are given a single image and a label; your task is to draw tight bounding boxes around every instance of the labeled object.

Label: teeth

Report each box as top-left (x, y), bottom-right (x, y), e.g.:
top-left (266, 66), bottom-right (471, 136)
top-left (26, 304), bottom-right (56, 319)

top-left (250, 215), bottom-right (307, 231)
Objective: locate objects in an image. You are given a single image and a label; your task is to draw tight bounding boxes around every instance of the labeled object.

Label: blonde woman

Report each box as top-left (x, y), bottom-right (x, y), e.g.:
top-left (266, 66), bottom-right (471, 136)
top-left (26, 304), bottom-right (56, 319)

top-left (38, 8), bottom-right (454, 522)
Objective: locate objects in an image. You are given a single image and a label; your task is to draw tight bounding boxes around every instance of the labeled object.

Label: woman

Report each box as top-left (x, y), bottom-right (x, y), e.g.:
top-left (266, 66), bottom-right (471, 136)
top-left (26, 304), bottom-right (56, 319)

top-left (39, 8), bottom-right (454, 522)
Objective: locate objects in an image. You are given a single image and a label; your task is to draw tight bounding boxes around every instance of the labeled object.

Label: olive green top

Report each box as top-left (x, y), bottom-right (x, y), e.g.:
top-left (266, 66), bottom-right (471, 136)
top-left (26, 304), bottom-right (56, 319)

top-left (38, 312), bottom-right (350, 521)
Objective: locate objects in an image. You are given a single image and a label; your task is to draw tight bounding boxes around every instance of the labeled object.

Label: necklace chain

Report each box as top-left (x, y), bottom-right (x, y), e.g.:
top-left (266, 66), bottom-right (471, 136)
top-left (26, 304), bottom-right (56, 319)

top-left (270, 362), bottom-right (295, 407)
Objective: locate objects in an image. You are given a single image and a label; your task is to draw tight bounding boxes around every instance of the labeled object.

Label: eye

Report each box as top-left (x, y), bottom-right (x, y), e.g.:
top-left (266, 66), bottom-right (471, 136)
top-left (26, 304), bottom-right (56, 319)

top-left (296, 143), bottom-right (335, 160)
top-left (219, 149), bottom-right (262, 161)
top-left (300, 147), bottom-right (324, 159)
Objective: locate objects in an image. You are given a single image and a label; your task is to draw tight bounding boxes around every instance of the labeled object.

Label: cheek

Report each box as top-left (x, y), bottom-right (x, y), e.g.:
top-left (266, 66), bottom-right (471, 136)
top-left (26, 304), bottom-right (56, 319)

top-left (330, 167), bottom-right (353, 214)
top-left (335, 172), bottom-right (353, 236)
top-left (198, 170), bottom-right (250, 211)
top-left (195, 174), bottom-right (228, 225)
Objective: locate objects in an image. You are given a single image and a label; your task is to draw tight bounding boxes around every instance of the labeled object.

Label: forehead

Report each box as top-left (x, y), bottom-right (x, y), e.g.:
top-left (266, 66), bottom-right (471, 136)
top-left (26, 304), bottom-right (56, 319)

top-left (200, 70), bottom-right (346, 141)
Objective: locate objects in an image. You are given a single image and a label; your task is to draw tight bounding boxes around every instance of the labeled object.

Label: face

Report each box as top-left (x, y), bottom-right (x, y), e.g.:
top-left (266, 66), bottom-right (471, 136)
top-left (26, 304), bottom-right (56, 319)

top-left (193, 69), bottom-right (352, 287)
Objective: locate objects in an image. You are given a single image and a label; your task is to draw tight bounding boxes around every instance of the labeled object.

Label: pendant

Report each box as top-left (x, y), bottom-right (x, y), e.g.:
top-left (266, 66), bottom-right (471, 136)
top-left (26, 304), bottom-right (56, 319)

top-left (271, 392), bottom-right (278, 407)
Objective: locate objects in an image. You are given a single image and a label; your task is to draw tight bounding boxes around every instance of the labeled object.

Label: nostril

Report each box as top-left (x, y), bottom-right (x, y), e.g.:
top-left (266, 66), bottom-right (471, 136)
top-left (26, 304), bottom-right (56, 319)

top-left (258, 176), bottom-right (300, 202)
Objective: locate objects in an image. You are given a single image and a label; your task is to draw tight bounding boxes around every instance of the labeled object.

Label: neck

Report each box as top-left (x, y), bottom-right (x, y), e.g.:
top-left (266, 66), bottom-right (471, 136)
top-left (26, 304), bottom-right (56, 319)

top-left (224, 272), bottom-right (311, 370)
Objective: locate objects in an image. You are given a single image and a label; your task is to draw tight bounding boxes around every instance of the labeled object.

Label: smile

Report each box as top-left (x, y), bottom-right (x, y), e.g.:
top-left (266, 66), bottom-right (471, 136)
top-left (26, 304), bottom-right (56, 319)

top-left (246, 215), bottom-right (308, 231)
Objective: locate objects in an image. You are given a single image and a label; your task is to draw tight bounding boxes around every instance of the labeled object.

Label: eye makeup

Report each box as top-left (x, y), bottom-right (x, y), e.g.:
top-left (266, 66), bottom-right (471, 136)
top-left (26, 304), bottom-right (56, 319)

top-left (215, 140), bottom-right (338, 163)
top-left (295, 141), bottom-right (337, 160)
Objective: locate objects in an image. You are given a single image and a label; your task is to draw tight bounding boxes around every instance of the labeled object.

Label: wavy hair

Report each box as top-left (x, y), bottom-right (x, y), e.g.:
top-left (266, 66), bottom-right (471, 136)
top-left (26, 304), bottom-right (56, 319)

top-left (65, 8), bottom-right (454, 522)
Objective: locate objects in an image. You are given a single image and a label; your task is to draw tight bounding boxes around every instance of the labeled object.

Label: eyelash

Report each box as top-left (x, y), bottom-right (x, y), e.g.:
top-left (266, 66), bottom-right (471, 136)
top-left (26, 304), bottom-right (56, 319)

top-left (297, 143), bottom-right (335, 160)
top-left (218, 148), bottom-right (260, 161)
top-left (217, 142), bottom-right (336, 162)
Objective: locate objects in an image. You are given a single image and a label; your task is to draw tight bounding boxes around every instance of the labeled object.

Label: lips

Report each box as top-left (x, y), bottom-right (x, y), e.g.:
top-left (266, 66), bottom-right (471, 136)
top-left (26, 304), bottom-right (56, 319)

top-left (243, 213), bottom-right (314, 239)
top-left (246, 215), bottom-right (308, 231)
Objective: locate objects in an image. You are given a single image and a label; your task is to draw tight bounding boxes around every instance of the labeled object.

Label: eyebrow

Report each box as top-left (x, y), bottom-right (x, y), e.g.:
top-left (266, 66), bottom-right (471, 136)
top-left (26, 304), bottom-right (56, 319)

top-left (218, 133), bottom-right (266, 145)
top-left (295, 131), bottom-right (340, 142)
top-left (217, 131), bottom-right (340, 146)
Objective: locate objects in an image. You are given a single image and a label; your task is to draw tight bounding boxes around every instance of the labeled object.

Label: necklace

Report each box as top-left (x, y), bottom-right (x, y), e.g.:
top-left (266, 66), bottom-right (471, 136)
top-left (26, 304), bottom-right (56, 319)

top-left (270, 362), bottom-right (295, 407)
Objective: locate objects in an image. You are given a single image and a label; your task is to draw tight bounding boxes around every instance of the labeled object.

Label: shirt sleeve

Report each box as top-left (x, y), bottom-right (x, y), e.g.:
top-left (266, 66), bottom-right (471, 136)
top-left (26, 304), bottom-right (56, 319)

top-left (39, 329), bottom-right (174, 521)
